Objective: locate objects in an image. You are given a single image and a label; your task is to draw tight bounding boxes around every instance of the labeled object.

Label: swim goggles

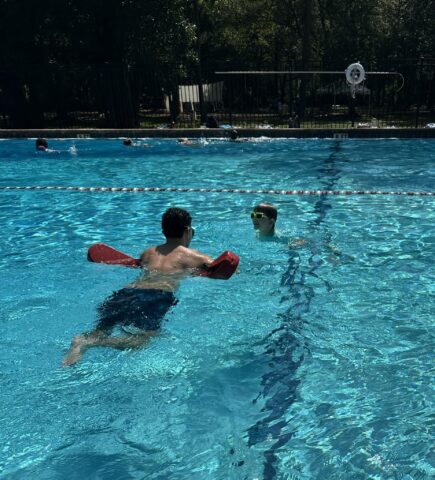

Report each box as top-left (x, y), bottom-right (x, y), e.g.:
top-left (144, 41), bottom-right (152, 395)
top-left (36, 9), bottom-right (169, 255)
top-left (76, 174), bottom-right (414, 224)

top-left (250, 212), bottom-right (266, 219)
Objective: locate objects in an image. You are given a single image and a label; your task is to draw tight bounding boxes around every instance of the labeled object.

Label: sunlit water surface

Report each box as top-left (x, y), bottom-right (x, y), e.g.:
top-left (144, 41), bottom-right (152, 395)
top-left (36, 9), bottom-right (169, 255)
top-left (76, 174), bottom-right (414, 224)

top-left (0, 138), bottom-right (433, 479)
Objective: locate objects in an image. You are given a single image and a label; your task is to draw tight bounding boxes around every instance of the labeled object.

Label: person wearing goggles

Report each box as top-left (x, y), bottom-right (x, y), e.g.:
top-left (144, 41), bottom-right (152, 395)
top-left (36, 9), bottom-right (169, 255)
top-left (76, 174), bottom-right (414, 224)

top-left (251, 203), bottom-right (278, 238)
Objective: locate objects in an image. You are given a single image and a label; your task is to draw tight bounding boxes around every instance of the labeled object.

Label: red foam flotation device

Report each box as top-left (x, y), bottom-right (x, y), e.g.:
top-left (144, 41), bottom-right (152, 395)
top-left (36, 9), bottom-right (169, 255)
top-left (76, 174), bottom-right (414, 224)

top-left (88, 243), bottom-right (140, 267)
top-left (196, 250), bottom-right (239, 279)
top-left (87, 243), bottom-right (239, 280)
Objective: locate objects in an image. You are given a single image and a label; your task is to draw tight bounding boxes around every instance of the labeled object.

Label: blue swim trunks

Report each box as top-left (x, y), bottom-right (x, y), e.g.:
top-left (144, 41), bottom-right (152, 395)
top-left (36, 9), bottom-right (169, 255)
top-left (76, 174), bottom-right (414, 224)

top-left (96, 288), bottom-right (177, 332)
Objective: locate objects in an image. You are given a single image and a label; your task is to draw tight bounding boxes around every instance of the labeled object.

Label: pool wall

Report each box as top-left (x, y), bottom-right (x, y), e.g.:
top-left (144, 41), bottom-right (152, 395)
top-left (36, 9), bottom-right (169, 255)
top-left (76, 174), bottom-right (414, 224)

top-left (1, 128), bottom-right (435, 139)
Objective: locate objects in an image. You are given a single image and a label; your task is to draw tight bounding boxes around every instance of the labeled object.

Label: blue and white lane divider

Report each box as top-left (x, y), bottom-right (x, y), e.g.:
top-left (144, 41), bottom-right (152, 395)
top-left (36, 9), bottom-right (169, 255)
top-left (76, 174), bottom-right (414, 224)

top-left (0, 186), bottom-right (434, 196)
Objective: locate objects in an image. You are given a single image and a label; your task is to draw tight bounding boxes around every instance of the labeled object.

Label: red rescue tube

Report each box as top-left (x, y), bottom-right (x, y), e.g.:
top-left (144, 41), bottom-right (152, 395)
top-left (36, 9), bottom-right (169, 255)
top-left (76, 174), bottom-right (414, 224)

top-left (87, 243), bottom-right (239, 279)
top-left (197, 251), bottom-right (239, 279)
top-left (87, 243), bottom-right (140, 267)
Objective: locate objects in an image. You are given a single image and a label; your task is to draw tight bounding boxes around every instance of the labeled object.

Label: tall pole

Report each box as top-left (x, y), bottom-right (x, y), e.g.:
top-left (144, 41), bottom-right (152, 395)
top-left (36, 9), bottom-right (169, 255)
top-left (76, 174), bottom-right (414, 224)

top-left (299, 0), bottom-right (314, 121)
top-left (194, 0), bottom-right (207, 124)
top-left (415, 57), bottom-right (424, 128)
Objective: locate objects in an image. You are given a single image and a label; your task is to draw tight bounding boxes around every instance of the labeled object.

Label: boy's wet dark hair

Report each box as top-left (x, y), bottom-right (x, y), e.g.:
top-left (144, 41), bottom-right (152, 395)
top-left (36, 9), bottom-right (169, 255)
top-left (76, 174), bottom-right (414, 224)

top-left (162, 207), bottom-right (192, 238)
top-left (36, 138), bottom-right (48, 149)
top-left (229, 129), bottom-right (239, 140)
top-left (253, 203), bottom-right (278, 221)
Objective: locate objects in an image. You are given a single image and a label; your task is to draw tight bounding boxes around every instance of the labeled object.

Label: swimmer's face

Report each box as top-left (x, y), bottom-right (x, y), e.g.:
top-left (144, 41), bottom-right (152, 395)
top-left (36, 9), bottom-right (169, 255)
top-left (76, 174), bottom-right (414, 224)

top-left (251, 210), bottom-right (274, 236)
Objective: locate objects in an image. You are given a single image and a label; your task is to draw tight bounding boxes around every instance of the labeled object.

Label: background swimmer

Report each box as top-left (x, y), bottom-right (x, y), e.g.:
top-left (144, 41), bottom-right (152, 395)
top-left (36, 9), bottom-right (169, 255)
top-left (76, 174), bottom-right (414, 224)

top-left (35, 138), bottom-right (48, 151)
top-left (123, 138), bottom-right (151, 147)
top-left (177, 138), bottom-right (205, 147)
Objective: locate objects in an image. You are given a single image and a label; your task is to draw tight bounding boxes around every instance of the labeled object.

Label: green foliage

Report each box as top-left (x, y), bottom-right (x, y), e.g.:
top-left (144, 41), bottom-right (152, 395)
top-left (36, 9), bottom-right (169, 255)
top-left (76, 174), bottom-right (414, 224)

top-left (0, 0), bottom-right (433, 73)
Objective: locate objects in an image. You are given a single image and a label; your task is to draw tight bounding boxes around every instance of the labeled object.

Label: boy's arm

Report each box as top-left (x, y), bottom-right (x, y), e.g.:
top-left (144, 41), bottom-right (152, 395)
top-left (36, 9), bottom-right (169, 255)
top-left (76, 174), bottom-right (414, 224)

top-left (179, 249), bottom-right (213, 270)
top-left (190, 250), bottom-right (214, 269)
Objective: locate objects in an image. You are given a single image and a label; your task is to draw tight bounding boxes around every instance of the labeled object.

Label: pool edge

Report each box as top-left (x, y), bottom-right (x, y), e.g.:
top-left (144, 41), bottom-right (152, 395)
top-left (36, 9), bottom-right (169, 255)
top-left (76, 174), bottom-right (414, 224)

top-left (1, 127), bottom-right (435, 139)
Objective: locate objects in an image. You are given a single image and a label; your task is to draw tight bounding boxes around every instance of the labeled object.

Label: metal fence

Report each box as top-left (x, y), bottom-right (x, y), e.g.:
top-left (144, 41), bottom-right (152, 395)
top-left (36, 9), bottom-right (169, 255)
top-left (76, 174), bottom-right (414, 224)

top-left (0, 59), bottom-right (434, 129)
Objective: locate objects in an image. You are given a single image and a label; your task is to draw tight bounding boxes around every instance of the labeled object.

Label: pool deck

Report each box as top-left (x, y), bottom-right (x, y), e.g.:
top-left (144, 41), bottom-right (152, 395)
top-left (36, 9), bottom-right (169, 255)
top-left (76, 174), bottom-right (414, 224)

top-left (1, 128), bottom-right (435, 139)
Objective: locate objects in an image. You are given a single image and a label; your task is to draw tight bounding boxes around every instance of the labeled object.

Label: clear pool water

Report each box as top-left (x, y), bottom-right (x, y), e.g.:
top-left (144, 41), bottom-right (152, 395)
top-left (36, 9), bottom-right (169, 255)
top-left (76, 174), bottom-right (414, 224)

top-left (0, 138), bottom-right (433, 480)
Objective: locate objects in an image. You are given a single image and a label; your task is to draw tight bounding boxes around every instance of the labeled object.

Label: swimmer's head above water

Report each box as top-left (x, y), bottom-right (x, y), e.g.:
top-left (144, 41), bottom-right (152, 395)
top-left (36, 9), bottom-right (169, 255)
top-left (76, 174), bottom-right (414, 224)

top-left (229, 129), bottom-right (239, 141)
top-left (35, 138), bottom-right (48, 151)
top-left (251, 202), bottom-right (277, 237)
top-left (162, 207), bottom-right (195, 246)
top-left (177, 138), bottom-right (194, 145)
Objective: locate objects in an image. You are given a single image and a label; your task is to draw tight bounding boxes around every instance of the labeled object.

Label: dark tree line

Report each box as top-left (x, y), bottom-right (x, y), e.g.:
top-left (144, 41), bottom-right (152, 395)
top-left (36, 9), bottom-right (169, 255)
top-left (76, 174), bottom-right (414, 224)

top-left (0, 0), bottom-right (434, 127)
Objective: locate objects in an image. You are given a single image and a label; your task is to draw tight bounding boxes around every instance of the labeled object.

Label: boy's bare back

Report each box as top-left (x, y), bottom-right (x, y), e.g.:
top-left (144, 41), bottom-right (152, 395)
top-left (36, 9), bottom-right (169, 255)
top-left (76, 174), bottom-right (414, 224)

top-left (140, 244), bottom-right (213, 274)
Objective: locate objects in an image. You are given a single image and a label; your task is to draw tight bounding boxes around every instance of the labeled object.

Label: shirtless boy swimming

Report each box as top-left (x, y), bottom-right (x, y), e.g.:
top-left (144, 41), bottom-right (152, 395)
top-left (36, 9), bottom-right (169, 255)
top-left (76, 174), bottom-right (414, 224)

top-left (63, 207), bottom-right (213, 366)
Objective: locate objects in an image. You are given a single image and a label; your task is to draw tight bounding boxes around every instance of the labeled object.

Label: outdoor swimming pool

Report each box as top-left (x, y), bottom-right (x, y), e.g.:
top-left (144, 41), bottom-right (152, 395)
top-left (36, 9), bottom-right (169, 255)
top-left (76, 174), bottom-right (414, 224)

top-left (0, 138), bottom-right (433, 479)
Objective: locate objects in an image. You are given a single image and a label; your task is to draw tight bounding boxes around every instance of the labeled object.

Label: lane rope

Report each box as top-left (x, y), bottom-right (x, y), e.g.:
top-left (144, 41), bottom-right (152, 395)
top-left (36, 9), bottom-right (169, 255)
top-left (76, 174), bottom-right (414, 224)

top-left (0, 186), bottom-right (434, 196)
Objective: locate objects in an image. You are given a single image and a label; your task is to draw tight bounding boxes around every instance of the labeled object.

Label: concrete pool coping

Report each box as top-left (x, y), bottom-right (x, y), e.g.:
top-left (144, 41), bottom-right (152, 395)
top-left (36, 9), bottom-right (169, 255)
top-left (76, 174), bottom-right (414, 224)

top-left (1, 128), bottom-right (435, 139)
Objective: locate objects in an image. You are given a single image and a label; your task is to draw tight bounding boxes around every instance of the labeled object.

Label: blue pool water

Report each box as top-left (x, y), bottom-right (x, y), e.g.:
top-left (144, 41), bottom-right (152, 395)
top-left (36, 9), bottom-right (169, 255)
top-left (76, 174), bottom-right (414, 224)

top-left (0, 138), bottom-right (434, 480)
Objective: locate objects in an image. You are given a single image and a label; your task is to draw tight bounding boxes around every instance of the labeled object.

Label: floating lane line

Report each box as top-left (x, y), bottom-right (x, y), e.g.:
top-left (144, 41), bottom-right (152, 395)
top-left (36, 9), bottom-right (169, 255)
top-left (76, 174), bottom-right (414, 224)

top-left (0, 186), bottom-right (434, 196)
